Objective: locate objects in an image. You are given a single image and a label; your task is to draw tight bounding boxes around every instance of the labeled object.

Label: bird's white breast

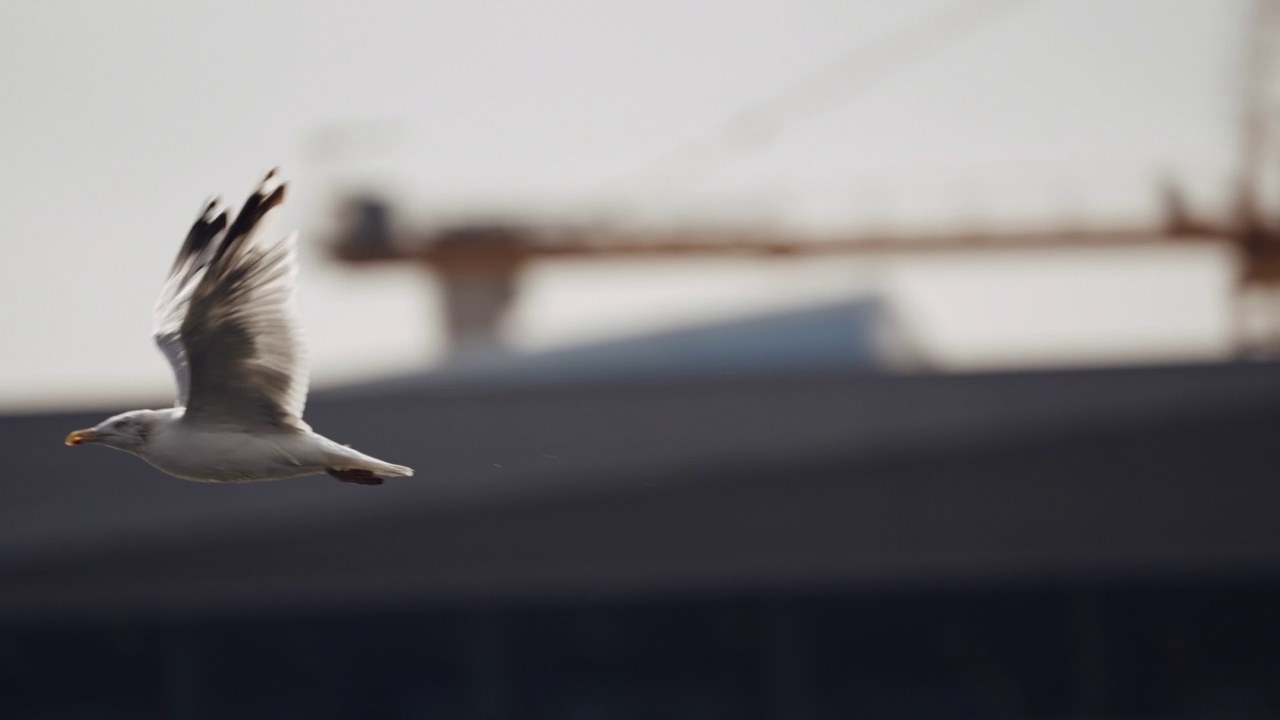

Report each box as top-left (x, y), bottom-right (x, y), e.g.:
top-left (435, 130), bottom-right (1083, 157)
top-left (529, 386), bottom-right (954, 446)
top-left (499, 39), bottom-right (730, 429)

top-left (142, 419), bottom-right (324, 482)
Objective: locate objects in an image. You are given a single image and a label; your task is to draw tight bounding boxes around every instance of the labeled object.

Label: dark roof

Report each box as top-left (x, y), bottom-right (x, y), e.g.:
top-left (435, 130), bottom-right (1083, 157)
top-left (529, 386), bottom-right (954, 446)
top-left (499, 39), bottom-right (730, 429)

top-left (4, 360), bottom-right (1280, 621)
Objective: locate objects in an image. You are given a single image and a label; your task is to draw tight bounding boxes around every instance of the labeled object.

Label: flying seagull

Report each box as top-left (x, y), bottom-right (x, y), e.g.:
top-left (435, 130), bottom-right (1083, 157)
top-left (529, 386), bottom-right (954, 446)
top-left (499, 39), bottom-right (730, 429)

top-left (65, 170), bottom-right (413, 486)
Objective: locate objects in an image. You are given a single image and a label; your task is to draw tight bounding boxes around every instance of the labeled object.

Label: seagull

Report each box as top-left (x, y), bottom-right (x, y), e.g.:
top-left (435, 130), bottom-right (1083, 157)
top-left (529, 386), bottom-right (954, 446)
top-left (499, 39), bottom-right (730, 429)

top-left (65, 170), bottom-right (413, 486)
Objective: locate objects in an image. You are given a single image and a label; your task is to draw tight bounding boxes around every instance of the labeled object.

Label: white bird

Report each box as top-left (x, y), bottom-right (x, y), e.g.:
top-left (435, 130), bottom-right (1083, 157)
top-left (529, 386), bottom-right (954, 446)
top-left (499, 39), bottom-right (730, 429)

top-left (65, 170), bottom-right (414, 486)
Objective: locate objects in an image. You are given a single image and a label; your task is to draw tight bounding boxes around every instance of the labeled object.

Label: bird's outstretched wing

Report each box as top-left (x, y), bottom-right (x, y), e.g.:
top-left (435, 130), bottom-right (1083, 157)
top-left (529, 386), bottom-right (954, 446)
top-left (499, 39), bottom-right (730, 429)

top-left (151, 170), bottom-right (309, 428)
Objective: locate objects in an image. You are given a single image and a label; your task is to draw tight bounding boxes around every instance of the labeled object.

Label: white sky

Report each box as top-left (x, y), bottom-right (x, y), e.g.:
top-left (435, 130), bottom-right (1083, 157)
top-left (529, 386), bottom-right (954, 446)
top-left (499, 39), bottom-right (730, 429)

top-left (0, 0), bottom-right (1253, 411)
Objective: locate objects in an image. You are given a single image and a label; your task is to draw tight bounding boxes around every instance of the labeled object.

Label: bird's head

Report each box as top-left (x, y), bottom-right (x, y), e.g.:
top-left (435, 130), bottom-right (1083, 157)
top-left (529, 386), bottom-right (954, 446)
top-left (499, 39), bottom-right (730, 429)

top-left (65, 409), bottom-right (162, 454)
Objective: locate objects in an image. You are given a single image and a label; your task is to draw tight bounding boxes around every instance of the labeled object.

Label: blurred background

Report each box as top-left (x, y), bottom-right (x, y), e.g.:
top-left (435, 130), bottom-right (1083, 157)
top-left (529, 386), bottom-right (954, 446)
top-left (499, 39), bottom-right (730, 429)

top-left (4, 0), bottom-right (1280, 717)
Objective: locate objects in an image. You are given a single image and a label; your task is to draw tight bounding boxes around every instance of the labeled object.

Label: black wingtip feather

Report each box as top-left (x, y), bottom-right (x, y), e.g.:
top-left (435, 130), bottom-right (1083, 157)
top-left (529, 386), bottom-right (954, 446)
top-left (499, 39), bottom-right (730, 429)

top-left (215, 171), bottom-right (288, 265)
top-left (172, 198), bottom-right (229, 272)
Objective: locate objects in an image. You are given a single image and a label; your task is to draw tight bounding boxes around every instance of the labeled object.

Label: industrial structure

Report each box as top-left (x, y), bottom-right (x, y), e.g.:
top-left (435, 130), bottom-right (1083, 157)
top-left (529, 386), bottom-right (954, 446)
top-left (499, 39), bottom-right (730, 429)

top-left (320, 0), bottom-right (1280, 362)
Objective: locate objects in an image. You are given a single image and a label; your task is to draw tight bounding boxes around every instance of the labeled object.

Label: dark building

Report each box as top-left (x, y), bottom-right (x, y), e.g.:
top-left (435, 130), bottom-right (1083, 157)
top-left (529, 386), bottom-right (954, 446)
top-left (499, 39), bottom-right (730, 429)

top-left (3, 347), bottom-right (1280, 718)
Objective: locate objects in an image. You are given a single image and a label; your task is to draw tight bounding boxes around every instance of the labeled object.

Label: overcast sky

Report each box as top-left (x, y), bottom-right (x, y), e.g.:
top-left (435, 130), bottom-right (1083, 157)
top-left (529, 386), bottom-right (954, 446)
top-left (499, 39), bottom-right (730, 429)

top-left (0, 0), bottom-right (1251, 411)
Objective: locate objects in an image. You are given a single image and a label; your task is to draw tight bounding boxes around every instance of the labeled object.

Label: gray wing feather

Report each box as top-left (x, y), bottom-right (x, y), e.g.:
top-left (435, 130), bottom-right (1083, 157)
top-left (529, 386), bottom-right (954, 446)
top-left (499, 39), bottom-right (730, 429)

top-left (151, 171), bottom-right (309, 428)
top-left (153, 198), bottom-right (227, 407)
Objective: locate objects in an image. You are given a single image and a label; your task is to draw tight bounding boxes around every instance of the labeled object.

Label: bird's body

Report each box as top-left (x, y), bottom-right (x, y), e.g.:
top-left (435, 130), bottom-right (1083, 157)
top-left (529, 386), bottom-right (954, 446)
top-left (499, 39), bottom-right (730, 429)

top-left (66, 170), bottom-right (413, 486)
top-left (124, 408), bottom-right (399, 483)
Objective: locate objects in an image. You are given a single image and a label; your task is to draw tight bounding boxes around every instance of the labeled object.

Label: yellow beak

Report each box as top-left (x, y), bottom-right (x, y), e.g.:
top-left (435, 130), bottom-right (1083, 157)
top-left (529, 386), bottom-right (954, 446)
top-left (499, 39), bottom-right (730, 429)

top-left (65, 429), bottom-right (101, 446)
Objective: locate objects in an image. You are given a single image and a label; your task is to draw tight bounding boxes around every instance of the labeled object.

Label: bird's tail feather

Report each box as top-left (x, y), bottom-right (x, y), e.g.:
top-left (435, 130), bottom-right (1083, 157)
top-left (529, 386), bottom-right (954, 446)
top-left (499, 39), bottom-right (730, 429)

top-left (325, 444), bottom-right (414, 477)
top-left (365, 460), bottom-right (414, 477)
